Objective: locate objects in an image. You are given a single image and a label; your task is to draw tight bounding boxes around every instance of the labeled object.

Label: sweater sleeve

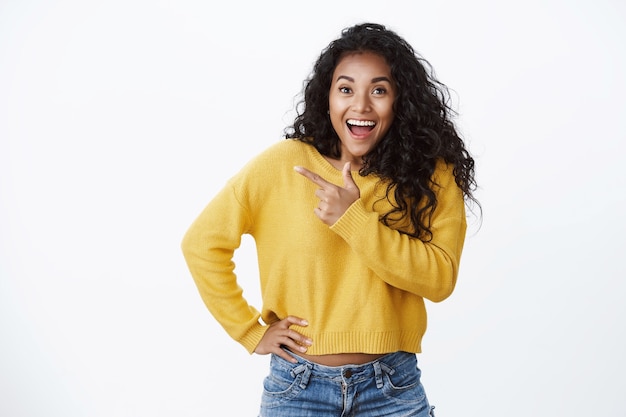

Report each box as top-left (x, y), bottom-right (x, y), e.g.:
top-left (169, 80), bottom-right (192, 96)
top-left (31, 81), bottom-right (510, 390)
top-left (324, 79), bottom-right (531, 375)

top-left (180, 181), bottom-right (268, 354)
top-left (329, 163), bottom-right (467, 302)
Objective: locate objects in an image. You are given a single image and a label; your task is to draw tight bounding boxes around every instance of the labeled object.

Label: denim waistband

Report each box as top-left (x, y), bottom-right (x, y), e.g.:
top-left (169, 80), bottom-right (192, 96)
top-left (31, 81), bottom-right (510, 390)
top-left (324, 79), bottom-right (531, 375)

top-left (276, 349), bottom-right (416, 389)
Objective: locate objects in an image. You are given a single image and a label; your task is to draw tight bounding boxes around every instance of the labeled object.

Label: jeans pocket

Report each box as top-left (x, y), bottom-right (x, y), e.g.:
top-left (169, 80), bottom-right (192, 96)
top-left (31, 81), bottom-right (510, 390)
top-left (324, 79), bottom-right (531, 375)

top-left (261, 356), bottom-right (308, 409)
top-left (382, 367), bottom-right (427, 405)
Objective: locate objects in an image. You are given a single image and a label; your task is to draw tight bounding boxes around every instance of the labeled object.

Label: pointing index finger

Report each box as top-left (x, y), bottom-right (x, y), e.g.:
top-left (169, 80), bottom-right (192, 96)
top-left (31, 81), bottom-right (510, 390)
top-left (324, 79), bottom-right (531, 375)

top-left (294, 166), bottom-right (330, 187)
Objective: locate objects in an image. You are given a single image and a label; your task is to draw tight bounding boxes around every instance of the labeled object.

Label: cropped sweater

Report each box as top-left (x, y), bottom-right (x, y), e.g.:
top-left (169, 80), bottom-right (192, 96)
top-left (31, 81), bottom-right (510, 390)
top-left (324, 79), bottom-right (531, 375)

top-left (181, 139), bottom-right (467, 355)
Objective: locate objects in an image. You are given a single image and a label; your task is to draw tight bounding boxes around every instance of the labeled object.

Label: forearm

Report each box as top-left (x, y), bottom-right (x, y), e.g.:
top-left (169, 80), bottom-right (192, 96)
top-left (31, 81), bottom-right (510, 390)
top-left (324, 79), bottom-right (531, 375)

top-left (330, 199), bottom-right (466, 302)
top-left (181, 185), bottom-right (265, 352)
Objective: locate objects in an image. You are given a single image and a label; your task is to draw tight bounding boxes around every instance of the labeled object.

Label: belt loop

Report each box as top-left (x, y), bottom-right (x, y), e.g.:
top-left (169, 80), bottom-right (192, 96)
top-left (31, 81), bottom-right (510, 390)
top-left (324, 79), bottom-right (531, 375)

top-left (380, 362), bottom-right (395, 376)
top-left (290, 363), bottom-right (313, 390)
top-left (300, 363), bottom-right (312, 389)
top-left (373, 361), bottom-right (384, 388)
top-left (373, 360), bottom-right (395, 389)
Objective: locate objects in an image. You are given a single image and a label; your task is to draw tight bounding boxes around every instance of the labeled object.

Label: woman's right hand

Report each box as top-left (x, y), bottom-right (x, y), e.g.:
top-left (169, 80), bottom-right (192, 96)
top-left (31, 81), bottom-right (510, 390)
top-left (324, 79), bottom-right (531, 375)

top-left (254, 316), bottom-right (313, 363)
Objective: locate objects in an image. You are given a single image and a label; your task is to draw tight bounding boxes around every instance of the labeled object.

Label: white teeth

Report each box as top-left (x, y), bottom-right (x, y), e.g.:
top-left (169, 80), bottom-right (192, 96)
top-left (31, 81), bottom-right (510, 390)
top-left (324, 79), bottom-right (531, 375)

top-left (347, 119), bottom-right (376, 127)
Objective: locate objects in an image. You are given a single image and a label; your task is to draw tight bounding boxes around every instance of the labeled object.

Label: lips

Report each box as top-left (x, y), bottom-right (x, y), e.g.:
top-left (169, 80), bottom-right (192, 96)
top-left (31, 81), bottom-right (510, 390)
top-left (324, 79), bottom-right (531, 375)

top-left (347, 119), bottom-right (376, 136)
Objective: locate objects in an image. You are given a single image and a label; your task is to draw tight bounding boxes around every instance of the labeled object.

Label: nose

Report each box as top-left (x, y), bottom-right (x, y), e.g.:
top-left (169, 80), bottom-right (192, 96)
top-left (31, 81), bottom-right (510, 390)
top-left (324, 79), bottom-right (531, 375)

top-left (351, 91), bottom-right (372, 113)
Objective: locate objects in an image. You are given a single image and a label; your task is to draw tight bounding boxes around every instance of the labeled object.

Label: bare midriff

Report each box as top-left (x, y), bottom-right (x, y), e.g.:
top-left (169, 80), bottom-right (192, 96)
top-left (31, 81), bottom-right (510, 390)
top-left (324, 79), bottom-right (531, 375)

top-left (296, 351), bottom-right (387, 366)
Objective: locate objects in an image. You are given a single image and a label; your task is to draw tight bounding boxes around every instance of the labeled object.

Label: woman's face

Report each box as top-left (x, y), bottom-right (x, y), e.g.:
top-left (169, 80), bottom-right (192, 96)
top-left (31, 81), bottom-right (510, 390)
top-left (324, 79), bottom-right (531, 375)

top-left (328, 51), bottom-right (396, 169)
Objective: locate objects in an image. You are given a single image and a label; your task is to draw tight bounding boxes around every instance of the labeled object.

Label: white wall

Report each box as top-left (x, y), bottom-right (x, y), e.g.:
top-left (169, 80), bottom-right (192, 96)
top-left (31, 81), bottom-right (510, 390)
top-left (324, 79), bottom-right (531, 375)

top-left (1, 0), bottom-right (624, 415)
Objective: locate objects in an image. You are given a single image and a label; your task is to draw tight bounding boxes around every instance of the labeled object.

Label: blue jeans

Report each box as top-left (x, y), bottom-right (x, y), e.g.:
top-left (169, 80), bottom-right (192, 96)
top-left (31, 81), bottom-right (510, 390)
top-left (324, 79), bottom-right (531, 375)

top-left (259, 350), bottom-right (435, 417)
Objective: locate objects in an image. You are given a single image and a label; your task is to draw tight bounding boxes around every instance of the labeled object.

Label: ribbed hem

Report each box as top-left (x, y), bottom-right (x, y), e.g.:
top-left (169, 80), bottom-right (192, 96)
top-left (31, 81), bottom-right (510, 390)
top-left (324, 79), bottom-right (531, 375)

top-left (238, 323), bottom-right (269, 354)
top-left (291, 329), bottom-right (423, 355)
top-left (330, 199), bottom-right (372, 240)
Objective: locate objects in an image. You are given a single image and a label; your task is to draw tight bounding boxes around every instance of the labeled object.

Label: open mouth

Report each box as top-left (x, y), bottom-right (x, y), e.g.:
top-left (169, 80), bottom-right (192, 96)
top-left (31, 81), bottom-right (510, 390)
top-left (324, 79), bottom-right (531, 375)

top-left (347, 119), bottom-right (376, 136)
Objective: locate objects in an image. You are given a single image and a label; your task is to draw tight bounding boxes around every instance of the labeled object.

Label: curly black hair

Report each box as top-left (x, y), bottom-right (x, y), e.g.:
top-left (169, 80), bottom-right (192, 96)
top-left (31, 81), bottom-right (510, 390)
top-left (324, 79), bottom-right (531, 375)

top-left (285, 23), bottom-right (479, 240)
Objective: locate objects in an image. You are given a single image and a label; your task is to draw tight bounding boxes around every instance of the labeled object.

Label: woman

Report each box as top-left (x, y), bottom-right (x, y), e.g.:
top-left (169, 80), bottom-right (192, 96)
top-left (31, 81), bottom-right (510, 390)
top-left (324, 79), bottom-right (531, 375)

top-left (182, 22), bottom-right (478, 416)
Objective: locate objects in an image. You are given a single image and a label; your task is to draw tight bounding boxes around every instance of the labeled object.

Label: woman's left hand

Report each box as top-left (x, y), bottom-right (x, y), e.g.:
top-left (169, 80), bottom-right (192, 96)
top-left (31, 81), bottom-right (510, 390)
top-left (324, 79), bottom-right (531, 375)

top-left (294, 162), bottom-right (360, 226)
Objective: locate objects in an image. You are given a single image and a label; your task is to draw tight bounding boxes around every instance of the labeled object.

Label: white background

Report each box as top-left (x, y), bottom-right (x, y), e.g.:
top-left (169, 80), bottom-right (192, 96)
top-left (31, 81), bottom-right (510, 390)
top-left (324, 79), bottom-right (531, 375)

top-left (1, 0), bottom-right (625, 416)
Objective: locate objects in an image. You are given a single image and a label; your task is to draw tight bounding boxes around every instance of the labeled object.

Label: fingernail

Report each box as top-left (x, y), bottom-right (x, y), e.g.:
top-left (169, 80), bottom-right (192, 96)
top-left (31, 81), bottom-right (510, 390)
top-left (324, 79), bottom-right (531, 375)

top-left (305, 339), bottom-right (313, 346)
top-left (294, 166), bottom-right (303, 172)
top-left (299, 346), bottom-right (307, 352)
top-left (301, 320), bottom-right (309, 326)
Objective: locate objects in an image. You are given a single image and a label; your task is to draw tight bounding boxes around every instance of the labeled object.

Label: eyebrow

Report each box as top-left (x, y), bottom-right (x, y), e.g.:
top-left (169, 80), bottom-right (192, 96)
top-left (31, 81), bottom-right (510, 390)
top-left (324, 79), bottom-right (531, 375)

top-left (336, 75), bottom-right (392, 83)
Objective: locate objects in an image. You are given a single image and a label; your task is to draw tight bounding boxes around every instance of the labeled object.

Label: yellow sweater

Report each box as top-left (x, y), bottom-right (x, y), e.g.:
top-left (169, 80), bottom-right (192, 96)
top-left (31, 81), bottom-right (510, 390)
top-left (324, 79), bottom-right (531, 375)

top-left (181, 139), bottom-right (467, 355)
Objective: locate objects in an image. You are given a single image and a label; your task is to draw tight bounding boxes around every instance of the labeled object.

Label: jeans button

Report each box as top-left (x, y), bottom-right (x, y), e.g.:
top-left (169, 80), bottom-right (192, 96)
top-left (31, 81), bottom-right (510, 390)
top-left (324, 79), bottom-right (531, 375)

top-left (344, 370), bottom-right (352, 378)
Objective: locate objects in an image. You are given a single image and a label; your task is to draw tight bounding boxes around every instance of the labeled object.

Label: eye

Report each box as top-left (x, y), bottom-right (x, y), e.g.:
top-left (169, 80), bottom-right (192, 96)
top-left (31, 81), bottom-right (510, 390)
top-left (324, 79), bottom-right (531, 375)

top-left (339, 86), bottom-right (352, 94)
top-left (372, 87), bottom-right (387, 95)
